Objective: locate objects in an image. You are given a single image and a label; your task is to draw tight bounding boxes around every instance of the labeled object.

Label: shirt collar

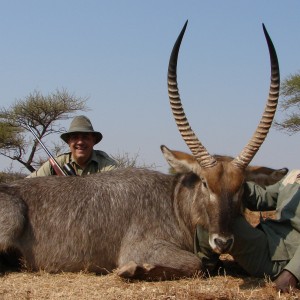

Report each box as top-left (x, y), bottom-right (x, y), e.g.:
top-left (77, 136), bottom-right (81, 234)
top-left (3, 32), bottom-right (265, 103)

top-left (70, 151), bottom-right (99, 168)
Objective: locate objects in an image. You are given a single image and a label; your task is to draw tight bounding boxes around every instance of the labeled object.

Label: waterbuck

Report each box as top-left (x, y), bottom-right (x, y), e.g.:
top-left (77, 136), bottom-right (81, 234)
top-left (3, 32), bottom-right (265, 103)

top-left (0, 22), bottom-right (280, 280)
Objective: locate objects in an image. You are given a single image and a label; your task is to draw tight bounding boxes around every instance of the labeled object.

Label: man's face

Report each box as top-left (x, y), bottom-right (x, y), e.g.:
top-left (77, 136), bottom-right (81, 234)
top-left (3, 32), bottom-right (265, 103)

top-left (67, 132), bottom-right (96, 166)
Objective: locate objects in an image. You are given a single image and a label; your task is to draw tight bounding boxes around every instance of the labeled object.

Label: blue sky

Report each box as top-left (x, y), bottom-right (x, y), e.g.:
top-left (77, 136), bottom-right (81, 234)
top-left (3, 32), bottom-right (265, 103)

top-left (0, 1), bottom-right (299, 174)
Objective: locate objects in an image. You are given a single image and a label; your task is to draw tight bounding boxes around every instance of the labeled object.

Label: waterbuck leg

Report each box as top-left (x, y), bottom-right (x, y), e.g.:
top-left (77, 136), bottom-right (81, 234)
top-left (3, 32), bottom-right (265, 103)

top-left (117, 260), bottom-right (202, 280)
top-left (117, 241), bottom-right (202, 280)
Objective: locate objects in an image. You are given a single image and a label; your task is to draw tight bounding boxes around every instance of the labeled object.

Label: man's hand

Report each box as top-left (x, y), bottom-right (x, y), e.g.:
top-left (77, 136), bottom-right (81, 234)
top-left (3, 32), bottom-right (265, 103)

top-left (274, 270), bottom-right (298, 293)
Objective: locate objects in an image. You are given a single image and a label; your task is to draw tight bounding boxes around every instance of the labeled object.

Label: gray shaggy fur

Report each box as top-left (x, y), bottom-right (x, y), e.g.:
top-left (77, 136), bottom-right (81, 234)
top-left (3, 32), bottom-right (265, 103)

top-left (0, 168), bottom-right (203, 279)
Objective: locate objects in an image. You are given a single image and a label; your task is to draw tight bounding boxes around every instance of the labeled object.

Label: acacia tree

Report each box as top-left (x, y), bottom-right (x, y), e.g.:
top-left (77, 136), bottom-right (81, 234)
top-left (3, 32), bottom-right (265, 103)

top-left (0, 89), bottom-right (88, 172)
top-left (274, 72), bottom-right (300, 134)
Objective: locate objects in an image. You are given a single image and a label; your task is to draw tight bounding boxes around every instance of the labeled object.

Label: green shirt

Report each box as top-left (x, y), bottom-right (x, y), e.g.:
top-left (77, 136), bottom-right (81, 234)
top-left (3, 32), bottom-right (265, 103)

top-left (244, 170), bottom-right (300, 280)
top-left (27, 150), bottom-right (117, 177)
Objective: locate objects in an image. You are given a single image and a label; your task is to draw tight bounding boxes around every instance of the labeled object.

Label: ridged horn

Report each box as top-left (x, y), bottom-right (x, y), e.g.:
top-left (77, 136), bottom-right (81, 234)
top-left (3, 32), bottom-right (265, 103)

top-left (232, 24), bottom-right (280, 169)
top-left (167, 20), bottom-right (217, 169)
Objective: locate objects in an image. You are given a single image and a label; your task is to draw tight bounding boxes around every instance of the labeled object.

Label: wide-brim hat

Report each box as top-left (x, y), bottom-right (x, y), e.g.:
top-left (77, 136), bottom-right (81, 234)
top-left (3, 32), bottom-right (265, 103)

top-left (60, 115), bottom-right (103, 144)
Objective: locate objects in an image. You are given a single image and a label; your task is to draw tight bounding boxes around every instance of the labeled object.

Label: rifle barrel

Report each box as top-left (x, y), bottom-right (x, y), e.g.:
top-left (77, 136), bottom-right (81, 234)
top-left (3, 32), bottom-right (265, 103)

top-left (26, 125), bottom-right (67, 176)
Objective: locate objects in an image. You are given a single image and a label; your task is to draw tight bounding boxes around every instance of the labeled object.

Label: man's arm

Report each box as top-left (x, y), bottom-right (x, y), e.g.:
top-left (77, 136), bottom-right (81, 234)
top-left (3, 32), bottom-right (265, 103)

top-left (243, 180), bottom-right (281, 211)
top-left (26, 160), bottom-right (53, 178)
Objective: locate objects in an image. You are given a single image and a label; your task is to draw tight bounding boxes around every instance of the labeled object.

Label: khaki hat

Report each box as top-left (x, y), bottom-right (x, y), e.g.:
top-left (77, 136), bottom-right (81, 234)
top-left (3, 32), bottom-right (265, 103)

top-left (60, 115), bottom-right (103, 144)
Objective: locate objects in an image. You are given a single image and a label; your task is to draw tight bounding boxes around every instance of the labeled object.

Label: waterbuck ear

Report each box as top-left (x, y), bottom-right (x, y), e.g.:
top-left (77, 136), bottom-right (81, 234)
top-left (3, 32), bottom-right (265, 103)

top-left (160, 145), bottom-right (200, 174)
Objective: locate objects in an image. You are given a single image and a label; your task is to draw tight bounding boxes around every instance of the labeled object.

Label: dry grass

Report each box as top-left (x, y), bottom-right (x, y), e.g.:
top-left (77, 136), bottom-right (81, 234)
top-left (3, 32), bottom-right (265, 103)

top-left (0, 268), bottom-right (299, 300)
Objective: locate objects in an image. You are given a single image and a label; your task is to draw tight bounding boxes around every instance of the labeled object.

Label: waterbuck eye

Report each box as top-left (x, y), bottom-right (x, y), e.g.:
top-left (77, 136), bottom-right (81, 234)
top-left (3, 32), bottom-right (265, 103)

top-left (201, 178), bottom-right (208, 189)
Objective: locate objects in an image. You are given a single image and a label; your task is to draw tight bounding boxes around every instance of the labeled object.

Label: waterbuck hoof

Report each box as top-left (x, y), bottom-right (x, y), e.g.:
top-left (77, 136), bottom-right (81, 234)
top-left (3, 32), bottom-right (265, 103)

top-left (117, 261), bottom-right (138, 278)
top-left (117, 261), bottom-right (155, 279)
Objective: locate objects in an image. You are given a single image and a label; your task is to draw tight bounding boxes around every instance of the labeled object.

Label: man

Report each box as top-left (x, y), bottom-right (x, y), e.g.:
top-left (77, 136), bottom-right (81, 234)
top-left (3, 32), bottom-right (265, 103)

top-left (28, 115), bottom-right (117, 177)
top-left (195, 170), bottom-right (300, 293)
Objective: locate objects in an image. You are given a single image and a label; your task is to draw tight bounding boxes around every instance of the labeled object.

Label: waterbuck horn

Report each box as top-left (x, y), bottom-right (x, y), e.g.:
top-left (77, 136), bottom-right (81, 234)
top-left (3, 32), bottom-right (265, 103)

top-left (232, 24), bottom-right (280, 169)
top-left (167, 20), bottom-right (217, 169)
top-left (168, 22), bottom-right (280, 170)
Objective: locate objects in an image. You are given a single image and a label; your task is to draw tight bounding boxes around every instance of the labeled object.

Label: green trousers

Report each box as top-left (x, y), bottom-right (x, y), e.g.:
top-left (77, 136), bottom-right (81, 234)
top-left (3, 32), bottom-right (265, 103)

top-left (195, 216), bottom-right (287, 279)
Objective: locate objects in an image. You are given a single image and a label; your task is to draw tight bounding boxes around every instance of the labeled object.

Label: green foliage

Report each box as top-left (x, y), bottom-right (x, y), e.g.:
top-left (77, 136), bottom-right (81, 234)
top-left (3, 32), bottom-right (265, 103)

top-left (0, 89), bottom-right (87, 129)
top-left (0, 122), bottom-right (24, 149)
top-left (0, 89), bottom-right (88, 172)
top-left (274, 72), bottom-right (300, 134)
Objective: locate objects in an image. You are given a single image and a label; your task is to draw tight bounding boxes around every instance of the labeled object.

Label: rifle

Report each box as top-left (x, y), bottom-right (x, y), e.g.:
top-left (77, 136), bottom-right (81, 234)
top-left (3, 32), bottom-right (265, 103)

top-left (26, 125), bottom-right (76, 176)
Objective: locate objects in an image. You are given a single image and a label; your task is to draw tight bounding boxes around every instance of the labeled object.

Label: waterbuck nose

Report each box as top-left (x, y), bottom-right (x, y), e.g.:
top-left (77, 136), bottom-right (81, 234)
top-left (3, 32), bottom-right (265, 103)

top-left (214, 237), bottom-right (233, 253)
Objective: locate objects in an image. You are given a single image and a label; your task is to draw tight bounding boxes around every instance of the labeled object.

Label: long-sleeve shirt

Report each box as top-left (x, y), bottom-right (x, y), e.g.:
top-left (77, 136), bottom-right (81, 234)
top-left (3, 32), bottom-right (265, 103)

top-left (243, 169), bottom-right (300, 280)
top-left (27, 150), bottom-right (117, 177)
